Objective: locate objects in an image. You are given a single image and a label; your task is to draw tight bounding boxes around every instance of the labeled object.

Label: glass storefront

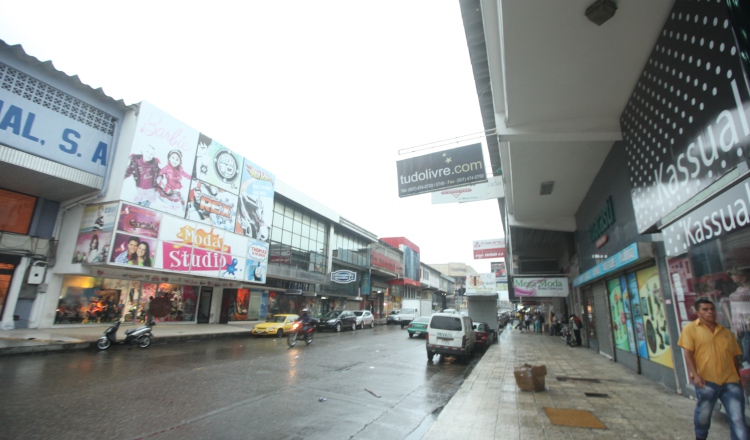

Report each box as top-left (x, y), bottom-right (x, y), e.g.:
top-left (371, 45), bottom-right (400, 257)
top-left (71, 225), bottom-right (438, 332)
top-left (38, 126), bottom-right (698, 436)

top-left (669, 226), bottom-right (750, 367)
top-left (54, 275), bottom-right (198, 324)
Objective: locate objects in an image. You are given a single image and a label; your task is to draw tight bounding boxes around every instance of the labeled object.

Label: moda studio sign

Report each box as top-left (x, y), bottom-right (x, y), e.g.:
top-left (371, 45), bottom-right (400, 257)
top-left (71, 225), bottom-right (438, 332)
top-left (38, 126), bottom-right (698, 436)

top-left (662, 174), bottom-right (750, 257)
top-left (622, 0), bottom-right (750, 233)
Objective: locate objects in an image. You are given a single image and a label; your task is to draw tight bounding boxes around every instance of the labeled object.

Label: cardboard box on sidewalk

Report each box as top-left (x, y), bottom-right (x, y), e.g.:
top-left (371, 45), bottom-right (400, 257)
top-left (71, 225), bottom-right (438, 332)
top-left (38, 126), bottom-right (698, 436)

top-left (514, 363), bottom-right (547, 391)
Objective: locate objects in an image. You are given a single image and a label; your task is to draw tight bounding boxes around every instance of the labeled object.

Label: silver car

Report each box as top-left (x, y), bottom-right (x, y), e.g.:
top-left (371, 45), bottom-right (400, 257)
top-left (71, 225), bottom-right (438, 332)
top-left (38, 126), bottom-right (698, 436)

top-left (353, 310), bottom-right (375, 329)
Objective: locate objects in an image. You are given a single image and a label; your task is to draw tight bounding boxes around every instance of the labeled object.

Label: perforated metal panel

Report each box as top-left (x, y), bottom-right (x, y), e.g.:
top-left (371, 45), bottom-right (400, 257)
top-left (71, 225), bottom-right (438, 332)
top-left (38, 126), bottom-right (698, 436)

top-left (0, 62), bottom-right (117, 136)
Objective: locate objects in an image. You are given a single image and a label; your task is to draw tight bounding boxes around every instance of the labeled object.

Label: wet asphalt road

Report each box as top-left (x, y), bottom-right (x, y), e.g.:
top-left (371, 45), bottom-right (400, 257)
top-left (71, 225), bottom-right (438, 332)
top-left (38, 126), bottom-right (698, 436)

top-left (0, 324), bottom-right (478, 440)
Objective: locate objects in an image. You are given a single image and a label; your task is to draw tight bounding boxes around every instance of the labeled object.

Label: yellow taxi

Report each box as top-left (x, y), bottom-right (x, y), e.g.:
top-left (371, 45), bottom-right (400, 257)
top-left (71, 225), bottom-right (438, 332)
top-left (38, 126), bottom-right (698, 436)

top-left (251, 314), bottom-right (299, 337)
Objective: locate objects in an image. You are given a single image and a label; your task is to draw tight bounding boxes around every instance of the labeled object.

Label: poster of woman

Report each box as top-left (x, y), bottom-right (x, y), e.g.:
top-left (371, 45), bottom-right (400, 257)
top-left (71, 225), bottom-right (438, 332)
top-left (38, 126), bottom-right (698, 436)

top-left (110, 233), bottom-right (157, 268)
top-left (71, 202), bottom-right (118, 264)
top-left (121, 101), bottom-right (198, 217)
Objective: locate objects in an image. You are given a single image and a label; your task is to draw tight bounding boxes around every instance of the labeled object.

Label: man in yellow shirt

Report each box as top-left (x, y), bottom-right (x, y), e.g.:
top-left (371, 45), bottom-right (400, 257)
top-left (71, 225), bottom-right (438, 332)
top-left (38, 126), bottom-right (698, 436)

top-left (678, 298), bottom-right (748, 440)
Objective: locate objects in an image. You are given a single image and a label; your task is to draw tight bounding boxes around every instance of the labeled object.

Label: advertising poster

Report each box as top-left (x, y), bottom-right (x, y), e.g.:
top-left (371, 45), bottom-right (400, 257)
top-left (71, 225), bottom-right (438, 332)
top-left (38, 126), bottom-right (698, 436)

top-left (235, 159), bottom-right (275, 241)
top-left (116, 203), bottom-right (162, 238)
top-left (619, 276), bottom-right (637, 355)
top-left (627, 273), bottom-right (649, 359)
top-left (636, 266), bottom-right (673, 368)
top-left (396, 143), bottom-right (487, 198)
top-left (122, 101), bottom-right (198, 217)
top-left (72, 202), bottom-right (118, 264)
top-left (608, 278), bottom-right (633, 353)
top-left (491, 260), bottom-right (507, 284)
top-left (246, 239), bottom-right (269, 283)
top-left (465, 273), bottom-right (496, 295)
top-left (110, 233), bottom-right (158, 268)
top-left (473, 238), bottom-right (506, 260)
top-left (193, 134), bottom-right (243, 194)
top-left (185, 179), bottom-right (237, 231)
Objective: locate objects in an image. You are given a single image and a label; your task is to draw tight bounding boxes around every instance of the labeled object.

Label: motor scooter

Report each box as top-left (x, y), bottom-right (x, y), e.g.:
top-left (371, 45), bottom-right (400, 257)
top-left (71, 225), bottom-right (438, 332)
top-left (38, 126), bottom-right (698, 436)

top-left (287, 321), bottom-right (314, 347)
top-left (97, 319), bottom-right (155, 350)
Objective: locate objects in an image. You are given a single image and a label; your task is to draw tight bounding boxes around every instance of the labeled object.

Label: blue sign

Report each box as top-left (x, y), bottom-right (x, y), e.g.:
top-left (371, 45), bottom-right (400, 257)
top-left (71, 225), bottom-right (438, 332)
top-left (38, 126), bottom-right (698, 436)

top-left (330, 270), bottom-right (357, 284)
top-left (573, 243), bottom-right (639, 287)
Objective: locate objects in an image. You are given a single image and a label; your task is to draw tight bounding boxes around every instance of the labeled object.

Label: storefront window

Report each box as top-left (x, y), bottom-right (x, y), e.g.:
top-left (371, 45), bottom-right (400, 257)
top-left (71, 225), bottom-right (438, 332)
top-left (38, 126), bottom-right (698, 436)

top-left (633, 266), bottom-right (673, 368)
top-left (55, 276), bottom-right (198, 324)
top-left (670, 227), bottom-right (750, 367)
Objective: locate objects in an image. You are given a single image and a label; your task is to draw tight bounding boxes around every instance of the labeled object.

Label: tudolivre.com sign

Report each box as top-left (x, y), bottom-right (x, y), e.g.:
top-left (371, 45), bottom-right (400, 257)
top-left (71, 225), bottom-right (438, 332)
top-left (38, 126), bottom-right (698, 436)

top-left (396, 143), bottom-right (487, 198)
top-left (513, 277), bottom-right (569, 297)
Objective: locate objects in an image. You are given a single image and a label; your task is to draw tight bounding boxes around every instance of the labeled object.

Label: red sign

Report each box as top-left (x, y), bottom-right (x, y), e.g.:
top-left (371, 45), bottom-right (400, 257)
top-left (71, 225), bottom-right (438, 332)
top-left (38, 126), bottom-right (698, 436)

top-left (473, 248), bottom-right (506, 259)
top-left (595, 234), bottom-right (609, 249)
top-left (371, 250), bottom-right (404, 275)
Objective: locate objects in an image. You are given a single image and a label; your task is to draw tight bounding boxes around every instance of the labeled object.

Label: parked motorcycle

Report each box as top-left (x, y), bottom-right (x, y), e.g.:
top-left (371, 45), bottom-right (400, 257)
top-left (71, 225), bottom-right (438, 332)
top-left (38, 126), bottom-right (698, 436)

top-left (287, 321), bottom-right (314, 347)
top-left (97, 319), bottom-right (155, 350)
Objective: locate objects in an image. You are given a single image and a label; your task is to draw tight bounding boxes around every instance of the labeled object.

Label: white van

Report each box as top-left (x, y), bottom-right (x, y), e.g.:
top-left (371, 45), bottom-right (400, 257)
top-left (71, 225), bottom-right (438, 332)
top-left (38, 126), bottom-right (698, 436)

top-left (426, 313), bottom-right (475, 363)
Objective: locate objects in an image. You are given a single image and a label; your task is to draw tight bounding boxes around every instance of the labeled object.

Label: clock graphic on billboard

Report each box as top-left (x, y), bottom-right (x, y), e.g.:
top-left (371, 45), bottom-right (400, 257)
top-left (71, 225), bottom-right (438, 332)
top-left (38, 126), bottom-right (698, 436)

top-left (214, 149), bottom-right (240, 184)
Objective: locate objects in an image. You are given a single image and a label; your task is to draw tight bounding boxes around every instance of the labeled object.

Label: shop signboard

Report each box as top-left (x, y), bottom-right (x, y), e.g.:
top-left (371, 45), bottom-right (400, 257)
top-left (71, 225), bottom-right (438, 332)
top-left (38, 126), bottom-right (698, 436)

top-left (662, 174), bottom-right (750, 257)
top-left (72, 202), bottom-right (118, 264)
top-left (465, 273), bottom-right (496, 295)
top-left (431, 176), bottom-right (504, 204)
top-left (330, 270), bottom-right (357, 284)
top-left (573, 243), bottom-right (639, 286)
top-left (396, 143), bottom-right (487, 198)
top-left (513, 277), bottom-right (569, 297)
top-left (371, 249), bottom-right (404, 276)
top-left (472, 238), bottom-right (506, 260)
top-left (622, 0), bottom-right (750, 233)
top-left (0, 67), bottom-right (117, 176)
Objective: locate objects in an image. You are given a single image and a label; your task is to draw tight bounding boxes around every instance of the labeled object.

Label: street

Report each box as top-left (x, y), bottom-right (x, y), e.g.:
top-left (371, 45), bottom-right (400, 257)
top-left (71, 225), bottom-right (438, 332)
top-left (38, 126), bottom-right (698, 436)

top-left (0, 324), bottom-right (478, 440)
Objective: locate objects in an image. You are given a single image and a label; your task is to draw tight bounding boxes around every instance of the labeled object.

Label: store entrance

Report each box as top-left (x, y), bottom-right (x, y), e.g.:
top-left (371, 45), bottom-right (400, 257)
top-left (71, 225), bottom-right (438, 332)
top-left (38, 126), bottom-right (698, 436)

top-left (197, 287), bottom-right (213, 324)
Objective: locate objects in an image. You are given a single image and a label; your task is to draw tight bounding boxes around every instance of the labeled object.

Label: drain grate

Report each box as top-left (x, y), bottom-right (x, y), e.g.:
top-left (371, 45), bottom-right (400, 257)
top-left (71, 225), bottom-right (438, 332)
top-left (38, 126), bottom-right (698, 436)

top-left (584, 392), bottom-right (609, 398)
top-left (556, 376), bottom-right (601, 383)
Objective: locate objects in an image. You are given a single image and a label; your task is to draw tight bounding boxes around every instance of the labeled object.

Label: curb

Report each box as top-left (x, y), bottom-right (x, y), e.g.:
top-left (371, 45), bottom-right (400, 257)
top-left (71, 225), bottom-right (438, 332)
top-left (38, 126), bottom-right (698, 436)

top-left (0, 330), bottom-right (255, 357)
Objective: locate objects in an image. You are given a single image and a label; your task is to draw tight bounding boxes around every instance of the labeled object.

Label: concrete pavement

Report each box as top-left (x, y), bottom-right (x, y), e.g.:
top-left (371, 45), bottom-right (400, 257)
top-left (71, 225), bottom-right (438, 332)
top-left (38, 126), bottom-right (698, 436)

top-left (423, 325), bottom-right (733, 440)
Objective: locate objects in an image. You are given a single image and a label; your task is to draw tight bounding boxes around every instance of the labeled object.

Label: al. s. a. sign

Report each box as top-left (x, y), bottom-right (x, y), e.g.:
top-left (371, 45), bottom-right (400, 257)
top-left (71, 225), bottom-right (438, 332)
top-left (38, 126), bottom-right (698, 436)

top-left (330, 270), bottom-right (357, 284)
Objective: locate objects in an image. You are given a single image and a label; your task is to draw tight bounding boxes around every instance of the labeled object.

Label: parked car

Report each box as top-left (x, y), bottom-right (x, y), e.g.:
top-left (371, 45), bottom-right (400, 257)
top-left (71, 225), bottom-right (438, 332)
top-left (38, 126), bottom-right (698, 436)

top-left (317, 310), bottom-right (358, 332)
top-left (354, 310), bottom-right (375, 329)
top-left (386, 310), bottom-right (400, 325)
top-left (472, 321), bottom-right (496, 352)
top-left (442, 308), bottom-right (459, 315)
top-left (426, 313), bottom-right (475, 363)
top-left (251, 314), bottom-right (299, 337)
top-left (407, 316), bottom-right (430, 338)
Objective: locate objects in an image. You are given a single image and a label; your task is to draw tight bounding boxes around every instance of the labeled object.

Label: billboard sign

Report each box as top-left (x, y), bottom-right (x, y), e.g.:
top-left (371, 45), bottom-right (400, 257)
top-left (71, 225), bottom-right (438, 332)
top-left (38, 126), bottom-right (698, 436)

top-left (473, 238), bottom-right (505, 259)
top-left (513, 277), bottom-right (569, 297)
top-left (465, 273), bottom-right (496, 295)
top-left (431, 176), bottom-right (504, 204)
top-left (72, 202), bottom-right (118, 264)
top-left (396, 143), bottom-right (487, 198)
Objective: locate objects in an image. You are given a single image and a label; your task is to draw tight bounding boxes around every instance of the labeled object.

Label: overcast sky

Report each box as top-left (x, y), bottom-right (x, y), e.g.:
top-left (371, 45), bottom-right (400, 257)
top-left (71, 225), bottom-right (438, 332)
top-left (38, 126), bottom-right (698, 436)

top-left (0, 0), bottom-right (503, 273)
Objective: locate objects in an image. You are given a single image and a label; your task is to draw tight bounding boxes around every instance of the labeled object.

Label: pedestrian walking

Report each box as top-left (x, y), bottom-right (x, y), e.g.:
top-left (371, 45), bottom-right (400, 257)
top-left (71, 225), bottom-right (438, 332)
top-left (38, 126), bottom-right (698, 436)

top-left (569, 314), bottom-right (582, 346)
top-left (678, 298), bottom-right (749, 440)
top-left (524, 313), bottom-right (531, 332)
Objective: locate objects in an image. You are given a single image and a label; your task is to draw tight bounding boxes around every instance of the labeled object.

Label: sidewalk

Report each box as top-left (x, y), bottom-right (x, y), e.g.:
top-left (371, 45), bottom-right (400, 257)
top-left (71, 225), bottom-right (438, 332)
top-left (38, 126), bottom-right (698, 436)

top-left (423, 326), bottom-right (733, 440)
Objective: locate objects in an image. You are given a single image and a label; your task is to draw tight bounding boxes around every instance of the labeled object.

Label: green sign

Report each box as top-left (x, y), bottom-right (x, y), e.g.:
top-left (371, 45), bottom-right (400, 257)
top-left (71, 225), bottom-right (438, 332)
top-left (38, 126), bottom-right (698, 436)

top-left (588, 197), bottom-right (615, 242)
